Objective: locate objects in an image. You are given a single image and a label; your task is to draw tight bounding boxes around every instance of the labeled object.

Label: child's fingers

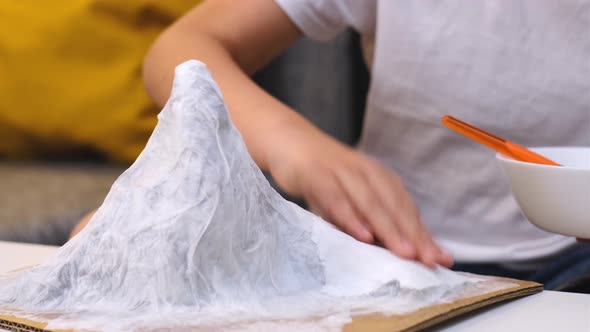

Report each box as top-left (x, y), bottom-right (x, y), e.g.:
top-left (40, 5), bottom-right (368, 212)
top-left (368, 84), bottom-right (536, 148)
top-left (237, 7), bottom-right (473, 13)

top-left (437, 250), bottom-right (454, 268)
top-left (366, 165), bottom-right (431, 260)
top-left (360, 159), bottom-right (435, 262)
top-left (366, 160), bottom-right (451, 268)
top-left (418, 231), bottom-right (453, 268)
top-left (290, 146), bottom-right (447, 268)
top-left (334, 163), bottom-right (416, 260)
top-left (305, 173), bottom-right (374, 244)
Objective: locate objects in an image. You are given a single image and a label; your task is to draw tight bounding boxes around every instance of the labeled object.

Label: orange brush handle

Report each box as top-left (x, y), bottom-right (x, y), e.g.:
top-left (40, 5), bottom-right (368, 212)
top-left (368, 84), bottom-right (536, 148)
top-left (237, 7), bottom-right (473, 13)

top-left (441, 115), bottom-right (560, 166)
top-left (504, 142), bottom-right (560, 166)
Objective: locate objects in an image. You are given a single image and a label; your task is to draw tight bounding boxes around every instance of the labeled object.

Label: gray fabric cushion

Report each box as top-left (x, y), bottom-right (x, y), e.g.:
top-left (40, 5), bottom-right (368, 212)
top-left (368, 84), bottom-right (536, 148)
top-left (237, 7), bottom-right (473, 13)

top-left (0, 163), bottom-right (124, 245)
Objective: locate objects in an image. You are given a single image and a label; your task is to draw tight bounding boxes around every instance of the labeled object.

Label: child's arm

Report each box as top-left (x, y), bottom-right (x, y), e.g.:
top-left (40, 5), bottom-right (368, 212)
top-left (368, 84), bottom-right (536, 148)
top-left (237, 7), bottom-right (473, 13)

top-left (144, 0), bottom-right (302, 172)
top-left (142, 0), bottom-right (452, 267)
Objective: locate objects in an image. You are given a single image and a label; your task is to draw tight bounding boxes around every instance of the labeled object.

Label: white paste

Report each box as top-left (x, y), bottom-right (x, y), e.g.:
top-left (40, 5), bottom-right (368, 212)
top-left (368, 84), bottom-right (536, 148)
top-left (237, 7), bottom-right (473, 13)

top-left (0, 60), bottom-right (512, 331)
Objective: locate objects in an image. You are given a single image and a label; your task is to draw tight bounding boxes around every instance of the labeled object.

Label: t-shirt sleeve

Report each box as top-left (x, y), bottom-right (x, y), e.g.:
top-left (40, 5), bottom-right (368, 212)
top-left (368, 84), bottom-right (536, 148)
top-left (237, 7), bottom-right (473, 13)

top-left (275, 0), bottom-right (376, 41)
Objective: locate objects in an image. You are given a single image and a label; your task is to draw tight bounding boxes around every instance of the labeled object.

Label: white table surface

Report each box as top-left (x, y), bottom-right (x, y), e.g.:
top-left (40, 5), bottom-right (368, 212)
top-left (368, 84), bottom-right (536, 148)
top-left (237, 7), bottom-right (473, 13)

top-left (1, 241), bottom-right (589, 332)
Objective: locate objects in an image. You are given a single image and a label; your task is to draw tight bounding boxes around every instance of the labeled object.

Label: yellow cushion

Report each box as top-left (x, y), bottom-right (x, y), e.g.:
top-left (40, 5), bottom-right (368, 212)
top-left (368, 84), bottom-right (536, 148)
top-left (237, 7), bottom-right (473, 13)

top-left (0, 0), bottom-right (200, 163)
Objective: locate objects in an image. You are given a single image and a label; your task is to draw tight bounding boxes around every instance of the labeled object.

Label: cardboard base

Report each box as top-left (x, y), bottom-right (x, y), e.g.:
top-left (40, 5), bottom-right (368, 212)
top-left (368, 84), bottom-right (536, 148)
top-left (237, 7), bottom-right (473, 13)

top-left (0, 277), bottom-right (542, 332)
top-left (344, 277), bottom-right (542, 332)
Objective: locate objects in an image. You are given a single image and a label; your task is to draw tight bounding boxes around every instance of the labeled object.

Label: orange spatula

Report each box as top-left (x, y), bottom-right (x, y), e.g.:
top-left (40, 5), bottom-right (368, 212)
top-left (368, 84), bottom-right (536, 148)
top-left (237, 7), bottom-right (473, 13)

top-left (441, 115), bottom-right (560, 166)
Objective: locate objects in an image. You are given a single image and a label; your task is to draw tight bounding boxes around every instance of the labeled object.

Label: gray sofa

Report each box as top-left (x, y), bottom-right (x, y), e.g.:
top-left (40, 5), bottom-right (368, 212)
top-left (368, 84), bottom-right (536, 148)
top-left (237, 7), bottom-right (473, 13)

top-left (0, 31), bottom-right (368, 246)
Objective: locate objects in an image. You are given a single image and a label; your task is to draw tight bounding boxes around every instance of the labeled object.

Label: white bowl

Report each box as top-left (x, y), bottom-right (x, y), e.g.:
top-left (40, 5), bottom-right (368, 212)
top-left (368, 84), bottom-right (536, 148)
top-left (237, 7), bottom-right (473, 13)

top-left (497, 147), bottom-right (590, 239)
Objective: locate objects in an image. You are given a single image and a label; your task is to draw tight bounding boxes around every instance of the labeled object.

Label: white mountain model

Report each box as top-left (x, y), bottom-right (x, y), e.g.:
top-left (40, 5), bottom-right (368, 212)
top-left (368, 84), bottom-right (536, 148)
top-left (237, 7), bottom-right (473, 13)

top-left (0, 61), bottom-right (503, 331)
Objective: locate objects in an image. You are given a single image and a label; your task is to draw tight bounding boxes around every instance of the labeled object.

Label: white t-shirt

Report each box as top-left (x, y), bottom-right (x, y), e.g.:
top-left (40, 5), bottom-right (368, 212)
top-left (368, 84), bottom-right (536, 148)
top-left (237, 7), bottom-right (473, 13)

top-left (276, 0), bottom-right (590, 262)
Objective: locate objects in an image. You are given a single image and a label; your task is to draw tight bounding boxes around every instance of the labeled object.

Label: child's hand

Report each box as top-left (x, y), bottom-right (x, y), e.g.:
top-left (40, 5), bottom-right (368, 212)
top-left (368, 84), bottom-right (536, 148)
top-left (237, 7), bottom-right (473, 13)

top-left (268, 128), bottom-right (453, 268)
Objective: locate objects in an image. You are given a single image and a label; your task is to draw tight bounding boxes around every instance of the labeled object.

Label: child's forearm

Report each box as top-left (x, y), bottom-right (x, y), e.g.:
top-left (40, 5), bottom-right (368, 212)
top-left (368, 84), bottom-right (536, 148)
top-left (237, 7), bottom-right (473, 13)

top-left (143, 0), bottom-right (319, 172)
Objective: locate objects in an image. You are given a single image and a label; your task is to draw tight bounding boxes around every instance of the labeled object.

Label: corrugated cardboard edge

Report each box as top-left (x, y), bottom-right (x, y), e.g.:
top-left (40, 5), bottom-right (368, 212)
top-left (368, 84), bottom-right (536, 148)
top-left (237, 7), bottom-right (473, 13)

top-left (344, 277), bottom-right (542, 332)
top-left (0, 314), bottom-right (59, 332)
top-left (0, 277), bottom-right (541, 332)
